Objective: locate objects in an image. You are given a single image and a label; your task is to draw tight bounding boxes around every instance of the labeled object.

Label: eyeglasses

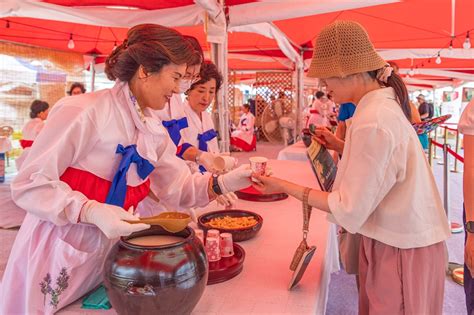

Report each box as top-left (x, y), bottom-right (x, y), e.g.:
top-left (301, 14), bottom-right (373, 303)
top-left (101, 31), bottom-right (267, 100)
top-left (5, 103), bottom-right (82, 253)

top-left (190, 75), bottom-right (201, 84)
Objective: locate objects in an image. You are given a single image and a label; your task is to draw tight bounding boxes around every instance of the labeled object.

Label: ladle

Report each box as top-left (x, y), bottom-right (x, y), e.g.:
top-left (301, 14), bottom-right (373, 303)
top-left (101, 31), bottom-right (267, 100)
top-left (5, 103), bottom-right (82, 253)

top-left (125, 212), bottom-right (191, 233)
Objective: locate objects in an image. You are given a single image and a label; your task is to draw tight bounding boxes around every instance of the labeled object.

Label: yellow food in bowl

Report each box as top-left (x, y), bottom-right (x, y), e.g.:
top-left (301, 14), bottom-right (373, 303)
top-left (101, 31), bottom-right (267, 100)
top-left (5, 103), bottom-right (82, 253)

top-left (205, 216), bottom-right (258, 229)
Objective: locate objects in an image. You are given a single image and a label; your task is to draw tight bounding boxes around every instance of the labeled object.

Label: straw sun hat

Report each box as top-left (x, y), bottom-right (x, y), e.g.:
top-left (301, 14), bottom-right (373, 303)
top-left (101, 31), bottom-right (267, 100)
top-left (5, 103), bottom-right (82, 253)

top-left (307, 20), bottom-right (387, 79)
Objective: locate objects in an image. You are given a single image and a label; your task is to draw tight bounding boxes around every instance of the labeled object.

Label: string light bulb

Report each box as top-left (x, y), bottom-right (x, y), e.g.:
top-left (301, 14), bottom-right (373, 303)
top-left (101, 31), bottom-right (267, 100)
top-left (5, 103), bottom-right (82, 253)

top-left (435, 52), bottom-right (442, 64)
top-left (67, 33), bottom-right (75, 49)
top-left (408, 68), bottom-right (415, 76)
top-left (448, 39), bottom-right (454, 56)
top-left (463, 31), bottom-right (471, 49)
top-left (6, 20), bottom-right (10, 28)
top-left (112, 41), bottom-right (117, 51)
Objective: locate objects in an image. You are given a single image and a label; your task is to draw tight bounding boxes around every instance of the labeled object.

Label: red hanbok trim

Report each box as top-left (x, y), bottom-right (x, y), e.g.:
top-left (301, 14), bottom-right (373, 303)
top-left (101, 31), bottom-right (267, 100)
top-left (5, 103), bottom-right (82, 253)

top-left (59, 167), bottom-right (150, 210)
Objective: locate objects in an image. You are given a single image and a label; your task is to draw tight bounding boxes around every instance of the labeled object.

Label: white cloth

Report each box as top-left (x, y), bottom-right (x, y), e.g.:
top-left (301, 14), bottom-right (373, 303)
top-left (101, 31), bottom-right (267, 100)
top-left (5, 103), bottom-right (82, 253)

top-left (151, 93), bottom-right (188, 147)
top-left (151, 94), bottom-right (186, 120)
top-left (16, 118), bottom-right (46, 169)
top-left (1, 82), bottom-right (211, 314)
top-left (231, 112), bottom-right (255, 145)
top-left (22, 117), bottom-right (45, 140)
top-left (276, 140), bottom-right (308, 161)
top-left (459, 99), bottom-right (474, 135)
top-left (181, 100), bottom-right (219, 173)
top-left (327, 87), bottom-right (450, 249)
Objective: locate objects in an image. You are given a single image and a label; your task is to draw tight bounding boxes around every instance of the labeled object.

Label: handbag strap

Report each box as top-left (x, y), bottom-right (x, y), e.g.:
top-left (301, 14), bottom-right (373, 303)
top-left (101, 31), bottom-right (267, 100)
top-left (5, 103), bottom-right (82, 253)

top-left (302, 187), bottom-right (312, 240)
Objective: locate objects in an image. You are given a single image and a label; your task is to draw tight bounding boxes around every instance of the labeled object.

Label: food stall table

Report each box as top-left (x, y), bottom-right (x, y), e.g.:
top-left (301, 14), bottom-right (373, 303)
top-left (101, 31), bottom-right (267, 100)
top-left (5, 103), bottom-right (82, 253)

top-left (60, 159), bottom-right (339, 315)
top-left (277, 141), bottom-right (308, 161)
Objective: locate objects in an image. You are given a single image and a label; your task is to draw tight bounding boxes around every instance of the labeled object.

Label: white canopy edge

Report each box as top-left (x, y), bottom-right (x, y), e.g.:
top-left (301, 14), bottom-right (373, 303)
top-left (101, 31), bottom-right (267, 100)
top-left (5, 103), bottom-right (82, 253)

top-left (0, 0), bottom-right (205, 27)
top-left (400, 68), bottom-right (474, 81)
top-left (228, 0), bottom-right (399, 27)
top-left (0, 0), bottom-right (302, 67)
top-left (378, 48), bottom-right (474, 60)
top-left (228, 22), bottom-right (302, 66)
top-left (403, 77), bottom-right (457, 88)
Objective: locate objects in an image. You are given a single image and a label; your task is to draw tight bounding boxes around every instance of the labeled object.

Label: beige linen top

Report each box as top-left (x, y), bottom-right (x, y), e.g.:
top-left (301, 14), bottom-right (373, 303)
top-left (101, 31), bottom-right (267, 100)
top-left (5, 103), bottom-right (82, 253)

top-left (328, 87), bottom-right (450, 249)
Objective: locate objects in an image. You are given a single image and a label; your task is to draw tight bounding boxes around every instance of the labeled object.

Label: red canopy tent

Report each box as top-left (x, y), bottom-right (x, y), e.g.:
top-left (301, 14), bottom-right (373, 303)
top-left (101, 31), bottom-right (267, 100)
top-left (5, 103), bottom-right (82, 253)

top-left (0, 0), bottom-right (473, 88)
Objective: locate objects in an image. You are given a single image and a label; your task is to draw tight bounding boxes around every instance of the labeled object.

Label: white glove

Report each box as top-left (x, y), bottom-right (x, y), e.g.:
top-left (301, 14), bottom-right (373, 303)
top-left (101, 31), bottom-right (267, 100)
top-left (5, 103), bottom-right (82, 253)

top-left (217, 164), bottom-right (252, 194)
top-left (216, 192), bottom-right (238, 208)
top-left (80, 200), bottom-right (150, 239)
top-left (197, 151), bottom-right (218, 173)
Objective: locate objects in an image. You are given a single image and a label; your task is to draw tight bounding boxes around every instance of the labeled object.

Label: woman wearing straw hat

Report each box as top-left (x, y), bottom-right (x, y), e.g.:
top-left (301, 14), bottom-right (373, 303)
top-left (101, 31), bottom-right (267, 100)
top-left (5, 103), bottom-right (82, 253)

top-left (253, 21), bottom-right (449, 314)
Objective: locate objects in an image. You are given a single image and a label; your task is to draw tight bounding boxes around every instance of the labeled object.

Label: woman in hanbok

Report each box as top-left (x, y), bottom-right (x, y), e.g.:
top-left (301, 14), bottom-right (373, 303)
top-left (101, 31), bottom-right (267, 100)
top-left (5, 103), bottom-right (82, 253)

top-left (16, 100), bottom-right (49, 170)
top-left (307, 91), bottom-right (335, 128)
top-left (151, 36), bottom-right (221, 173)
top-left (231, 103), bottom-right (256, 151)
top-left (0, 24), bottom-right (252, 314)
top-left (254, 21), bottom-right (449, 315)
top-left (181, 61), bottom-right (223, 173)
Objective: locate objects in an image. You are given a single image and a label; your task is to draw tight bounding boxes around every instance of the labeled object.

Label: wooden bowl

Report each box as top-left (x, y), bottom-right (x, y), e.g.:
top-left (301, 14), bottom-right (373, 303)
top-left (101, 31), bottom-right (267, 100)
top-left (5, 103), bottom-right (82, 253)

top-left (197, 210), bottom-right (263, 242)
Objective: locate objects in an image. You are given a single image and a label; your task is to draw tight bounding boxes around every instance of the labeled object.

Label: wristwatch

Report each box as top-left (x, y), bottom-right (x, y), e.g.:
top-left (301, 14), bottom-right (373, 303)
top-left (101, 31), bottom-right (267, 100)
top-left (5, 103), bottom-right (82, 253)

top-left (212, 174), bottom-right (223, 195)
top-left (466, 221), bottom-right (474, 233)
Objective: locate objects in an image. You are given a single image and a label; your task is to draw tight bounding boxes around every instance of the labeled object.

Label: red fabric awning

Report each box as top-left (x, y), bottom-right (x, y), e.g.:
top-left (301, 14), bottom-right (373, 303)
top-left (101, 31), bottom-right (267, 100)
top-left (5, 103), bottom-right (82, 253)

top-left (0, 0), bottom-right (472, 78)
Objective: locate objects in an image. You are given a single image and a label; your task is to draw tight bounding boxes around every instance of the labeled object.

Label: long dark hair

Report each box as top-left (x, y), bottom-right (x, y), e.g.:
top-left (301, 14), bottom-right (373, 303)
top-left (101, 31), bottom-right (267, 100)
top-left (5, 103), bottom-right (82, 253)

top-left (368, 67), bottom-right (411, 121)
top-left (105, 24), bottom-right (200, 82)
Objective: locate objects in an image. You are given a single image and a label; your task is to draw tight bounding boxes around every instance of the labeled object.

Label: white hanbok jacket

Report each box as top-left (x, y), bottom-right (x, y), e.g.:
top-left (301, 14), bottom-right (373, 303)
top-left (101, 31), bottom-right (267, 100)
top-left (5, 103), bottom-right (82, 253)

top-left (15, 118), bottom-right (45, 169)
top-left (151, 94), bottom-right (188, 148)
top-left (0, 82), bottom-right (211, 314)
top-left (181, 101), bottom-right (219, 173)
top-left (231, 112), bottom-right (255, 145)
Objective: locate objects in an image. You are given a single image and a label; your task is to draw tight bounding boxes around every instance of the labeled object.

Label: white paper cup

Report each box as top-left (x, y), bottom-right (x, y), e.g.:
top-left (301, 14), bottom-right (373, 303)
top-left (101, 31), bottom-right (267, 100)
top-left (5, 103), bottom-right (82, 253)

top-left (249, 156), bottom-right (268, 182)
top-left (205, 236), bottom-right (221, 262)
top-left (214, 156), bottom-right (237, 172)
top-left (207, 229), bottom-right (220, 240)
top-left (219, 233), bottom-right (234, 257)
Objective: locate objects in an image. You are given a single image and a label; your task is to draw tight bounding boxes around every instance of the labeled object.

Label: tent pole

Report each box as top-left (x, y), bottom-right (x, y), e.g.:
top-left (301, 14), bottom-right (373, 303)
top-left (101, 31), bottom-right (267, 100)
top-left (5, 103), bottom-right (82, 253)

top-left (295, 50), bottom-right (304, 141)
top-left (210, 33), bottom-right (230, 153)
top-left (90, 56), bottom-right (96, 92)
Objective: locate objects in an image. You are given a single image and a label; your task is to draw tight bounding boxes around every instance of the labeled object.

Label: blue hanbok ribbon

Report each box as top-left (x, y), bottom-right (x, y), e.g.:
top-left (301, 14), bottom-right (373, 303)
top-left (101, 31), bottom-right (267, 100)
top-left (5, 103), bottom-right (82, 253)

top-left (162, 117), bottom-right (188, 146)
top-left (197, 129), bottom-right (217, 173)
top-left (105, 144), bottom-right (155, 208)
top-left (197, 129), bottom-right (217, 152)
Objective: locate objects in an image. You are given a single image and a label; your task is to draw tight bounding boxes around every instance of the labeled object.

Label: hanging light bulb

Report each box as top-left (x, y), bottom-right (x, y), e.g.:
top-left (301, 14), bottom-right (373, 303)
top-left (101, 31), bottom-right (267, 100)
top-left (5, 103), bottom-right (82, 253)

top-left (68, 33), bottom-right (75, 49)
top-left (112, 41), bottom-right (117, 51)
top-left (6, 20), bottom-right (10, 28)
top-left (447, 39), bottom-right (454, 56)
top-left (408, 68), bottom-right (415, 76)
top-left (435, 52), bottom-right (442, 64)
top-left (414, 66), bottom-right (419, 75)
top-left (463, 31), bottom-right (471, 49)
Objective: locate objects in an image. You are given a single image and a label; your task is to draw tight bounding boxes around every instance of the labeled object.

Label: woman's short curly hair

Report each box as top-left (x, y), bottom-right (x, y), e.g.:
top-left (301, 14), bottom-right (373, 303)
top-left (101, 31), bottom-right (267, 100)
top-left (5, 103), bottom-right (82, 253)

top-left (189, 60), bottom-right (223, 91)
